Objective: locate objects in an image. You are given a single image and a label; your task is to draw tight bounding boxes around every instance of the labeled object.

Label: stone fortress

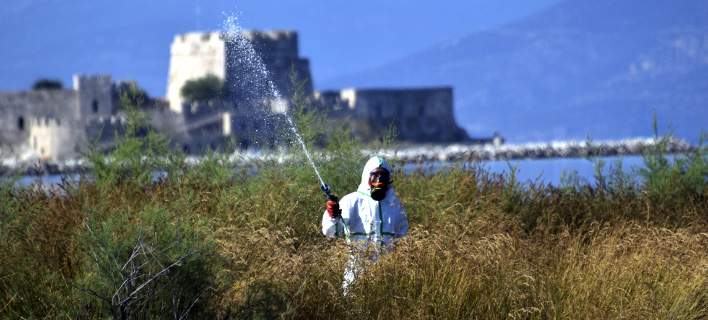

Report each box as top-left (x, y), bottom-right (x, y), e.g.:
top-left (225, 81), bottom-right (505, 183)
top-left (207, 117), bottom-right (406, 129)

top-left (317, 87), bottom-right (467, 142)
top-left (167, 30), bottom-right (313, 113)
top-left (0, 29), bottom-right (472, 161)
top-left (0, 75), bottom-right (118, 160)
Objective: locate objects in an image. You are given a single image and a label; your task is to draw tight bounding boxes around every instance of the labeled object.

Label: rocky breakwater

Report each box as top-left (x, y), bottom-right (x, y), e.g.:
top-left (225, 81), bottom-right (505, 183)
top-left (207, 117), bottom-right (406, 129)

top-left (369, 137), bottom-right (696, 163)
top-left (0, 137), bottom-right (697, 176)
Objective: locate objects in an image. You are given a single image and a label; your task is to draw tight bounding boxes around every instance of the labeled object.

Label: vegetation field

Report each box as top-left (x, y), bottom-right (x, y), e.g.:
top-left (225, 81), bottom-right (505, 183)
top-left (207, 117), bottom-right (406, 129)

top-left (1, 96), bottom-right (706, 319)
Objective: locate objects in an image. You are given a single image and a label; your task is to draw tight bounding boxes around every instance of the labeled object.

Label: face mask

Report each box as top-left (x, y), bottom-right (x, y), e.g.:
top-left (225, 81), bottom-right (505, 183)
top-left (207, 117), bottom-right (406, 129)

top-left (368, 167), bottom-right (391, 201)
top-left (370, 187), bottom-right (387, 201)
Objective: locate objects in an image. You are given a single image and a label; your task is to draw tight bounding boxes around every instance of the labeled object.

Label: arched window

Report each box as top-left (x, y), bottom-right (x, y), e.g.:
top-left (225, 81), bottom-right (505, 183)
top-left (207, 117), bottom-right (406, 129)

top-left (92, 99), bottom-right (99, 113)
top-left (17, 116), bottom-right (25, 131)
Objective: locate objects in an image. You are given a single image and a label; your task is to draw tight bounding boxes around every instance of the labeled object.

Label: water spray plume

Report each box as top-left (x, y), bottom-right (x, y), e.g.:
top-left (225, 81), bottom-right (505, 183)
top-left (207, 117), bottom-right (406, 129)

top-left (222, 14), bottom-right (329, 195)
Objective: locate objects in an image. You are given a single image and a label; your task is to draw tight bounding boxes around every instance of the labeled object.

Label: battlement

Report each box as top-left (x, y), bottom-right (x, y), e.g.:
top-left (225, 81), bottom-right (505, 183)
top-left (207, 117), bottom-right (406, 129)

top-left (30, 116), bottom-right (64, 128)
top-left (241, 30), bottom-right (299, 57)
top-left (242, 30), bottom-right (297, 41)
top-left (172, 30), bottom-right (297, 43)
top-left (175, 31), bottom-right (223, 43)
top-left (93, 115), bottom-right (127, 125)
top-left (72, 74), bottom-right (112, 91)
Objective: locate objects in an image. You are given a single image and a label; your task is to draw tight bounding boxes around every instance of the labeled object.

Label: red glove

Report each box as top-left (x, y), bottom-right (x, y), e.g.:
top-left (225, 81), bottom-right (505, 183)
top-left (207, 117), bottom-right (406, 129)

top-left (326, 198), bottom-right (341, 219)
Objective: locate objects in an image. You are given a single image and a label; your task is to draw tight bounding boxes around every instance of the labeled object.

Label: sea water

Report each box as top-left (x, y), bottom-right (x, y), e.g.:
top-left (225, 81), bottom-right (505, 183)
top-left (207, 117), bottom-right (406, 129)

top-left (12, 155), bottom-right (653, 189)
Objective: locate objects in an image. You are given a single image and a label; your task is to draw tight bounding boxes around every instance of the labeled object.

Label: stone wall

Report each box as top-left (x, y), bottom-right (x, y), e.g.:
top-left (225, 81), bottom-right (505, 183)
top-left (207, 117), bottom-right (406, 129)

top-left (29, 117), bottom-right (83, 160)
top-left (0, 75), bottom-right (116, 160)
top-left (323, 87), bottom-right (469, 143)
top-left (179, 100), bottom-right (232, 153)
top-left (0, 89), bottom-right (79, 155)
top-left (177, 98), bottom-right (288, 153)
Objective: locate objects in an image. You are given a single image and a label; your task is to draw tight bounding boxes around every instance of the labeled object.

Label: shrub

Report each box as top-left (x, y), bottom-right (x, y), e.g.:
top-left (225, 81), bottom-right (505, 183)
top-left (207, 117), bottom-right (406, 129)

top-left (639, 134), bottom-right (707, 223)
top-left (75, 205), bottom-right (218, 319)
top-left (87, 83), bottom-right (182, 190)
top-left (180, 75), bottom-right (224, 102)
top-left (32, 79), bottom-right (63, 90)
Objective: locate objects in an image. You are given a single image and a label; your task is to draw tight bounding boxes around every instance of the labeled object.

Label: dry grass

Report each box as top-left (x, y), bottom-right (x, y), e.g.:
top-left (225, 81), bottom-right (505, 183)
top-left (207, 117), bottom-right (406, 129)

top-left (0, 155), bottom-right (706, 319)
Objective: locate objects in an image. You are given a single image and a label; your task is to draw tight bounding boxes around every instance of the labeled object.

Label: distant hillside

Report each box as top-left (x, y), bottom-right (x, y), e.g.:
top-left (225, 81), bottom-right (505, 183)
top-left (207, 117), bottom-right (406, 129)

top-left (323, 0), bottom-right (708, 143)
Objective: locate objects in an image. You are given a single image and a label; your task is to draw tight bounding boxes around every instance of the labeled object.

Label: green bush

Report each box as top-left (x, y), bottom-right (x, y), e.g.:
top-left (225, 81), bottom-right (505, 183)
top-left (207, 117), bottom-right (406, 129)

top-left (75, 205), bottom-right (218, 319)
top-left (88, 83), bottom-right (182, 190)
top-left (640, 135), bottom-right (707, 209)
top-left (180, 74), bottom-right (224, 102)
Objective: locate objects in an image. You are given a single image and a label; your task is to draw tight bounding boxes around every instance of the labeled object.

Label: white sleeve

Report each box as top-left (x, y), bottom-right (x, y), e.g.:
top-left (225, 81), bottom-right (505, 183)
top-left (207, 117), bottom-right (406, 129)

top-left (322, 195), bottom-right (355, 238)
top-left (321, 212), bottom-right (338, 238)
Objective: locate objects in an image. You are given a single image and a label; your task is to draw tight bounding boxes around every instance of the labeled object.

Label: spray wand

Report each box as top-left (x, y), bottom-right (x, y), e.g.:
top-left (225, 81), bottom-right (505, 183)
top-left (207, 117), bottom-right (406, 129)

top-left (320, 183), bottom-right (336, 201)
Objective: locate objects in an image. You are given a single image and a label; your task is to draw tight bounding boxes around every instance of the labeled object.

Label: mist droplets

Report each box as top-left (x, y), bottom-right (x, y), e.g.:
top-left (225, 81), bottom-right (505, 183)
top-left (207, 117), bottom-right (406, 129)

top-left (222, 13), bottom-right (326, 187)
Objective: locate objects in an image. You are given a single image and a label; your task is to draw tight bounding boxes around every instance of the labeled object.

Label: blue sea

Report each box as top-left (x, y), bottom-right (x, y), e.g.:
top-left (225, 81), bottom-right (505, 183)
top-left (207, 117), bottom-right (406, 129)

top-left (404, 155), bottom-right (648, 185)
top-left (10, 155), bottom-right (652, 189)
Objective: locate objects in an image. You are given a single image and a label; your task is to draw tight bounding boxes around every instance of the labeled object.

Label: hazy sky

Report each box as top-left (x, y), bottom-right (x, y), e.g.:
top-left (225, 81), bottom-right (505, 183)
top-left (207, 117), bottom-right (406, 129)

top-left (0, 0), bottom-right (562, 95)
top-left (230, 0), bottom-right (563, 84)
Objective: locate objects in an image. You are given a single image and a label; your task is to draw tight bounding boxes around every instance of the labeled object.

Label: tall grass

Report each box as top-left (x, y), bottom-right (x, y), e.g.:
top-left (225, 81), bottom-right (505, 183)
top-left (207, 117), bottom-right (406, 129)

top-left (0, 89), bottom-right (705, 318)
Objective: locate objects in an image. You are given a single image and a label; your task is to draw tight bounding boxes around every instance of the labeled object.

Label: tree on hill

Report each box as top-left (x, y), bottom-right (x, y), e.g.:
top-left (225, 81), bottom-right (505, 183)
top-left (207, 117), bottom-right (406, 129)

top-left (180, 75), bottom-right (224, 102)
top-left (32, 79), bottom-right (63, 90)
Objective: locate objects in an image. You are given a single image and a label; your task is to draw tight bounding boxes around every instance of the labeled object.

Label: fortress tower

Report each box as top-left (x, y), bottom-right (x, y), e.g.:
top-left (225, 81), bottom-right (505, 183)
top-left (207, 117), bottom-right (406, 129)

top-left (73, 74), bottom-right (116, 122)
top-left (166, 32), bottom-right (226, 112)
top-left (166, 30), bottom-right (313, 113)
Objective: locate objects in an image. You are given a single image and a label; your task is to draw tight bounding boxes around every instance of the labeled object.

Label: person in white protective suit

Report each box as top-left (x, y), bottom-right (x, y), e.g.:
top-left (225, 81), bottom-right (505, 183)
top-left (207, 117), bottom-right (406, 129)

top-left (321, 156), bottom-right (409, 293)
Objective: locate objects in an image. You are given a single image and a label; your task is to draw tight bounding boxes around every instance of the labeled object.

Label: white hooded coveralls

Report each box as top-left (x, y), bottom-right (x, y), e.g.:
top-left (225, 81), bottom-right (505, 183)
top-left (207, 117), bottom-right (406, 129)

top-left (321, 156), bottom-right (409, 290)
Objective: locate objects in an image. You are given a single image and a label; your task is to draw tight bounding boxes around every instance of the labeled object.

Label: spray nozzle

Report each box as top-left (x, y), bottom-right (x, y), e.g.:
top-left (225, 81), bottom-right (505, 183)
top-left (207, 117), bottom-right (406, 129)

top-left (321, 183), bottom-right (337, 201)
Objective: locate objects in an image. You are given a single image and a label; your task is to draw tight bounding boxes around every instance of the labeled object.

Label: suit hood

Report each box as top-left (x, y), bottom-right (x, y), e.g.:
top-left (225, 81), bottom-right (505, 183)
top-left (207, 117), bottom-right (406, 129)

top-left (357, 156), bottom-right (393, 195)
